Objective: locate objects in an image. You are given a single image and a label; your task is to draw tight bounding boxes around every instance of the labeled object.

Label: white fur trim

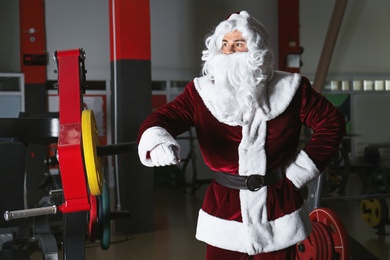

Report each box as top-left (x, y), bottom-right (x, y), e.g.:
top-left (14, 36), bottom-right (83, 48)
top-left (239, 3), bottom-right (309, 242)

top-left (194, 76), bottom-right (240, 126)
top-left (238, 109), bottom-right (267, 176)
top-left (138, 126), bottom-right (180, 167)
top-left (238, 110), bottom-right (269, 229)
top-left (285, 150), bottom-right (320, 189)
top-left (196, 204), bottom-right (312, 255)
top-left (263, 71), bottom-right (301, 120)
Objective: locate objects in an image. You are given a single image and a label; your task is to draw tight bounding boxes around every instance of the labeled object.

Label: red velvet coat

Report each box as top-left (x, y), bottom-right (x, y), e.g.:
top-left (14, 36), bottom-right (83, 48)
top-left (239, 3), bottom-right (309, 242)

top-left (138, 71), bottom-right (345, 254)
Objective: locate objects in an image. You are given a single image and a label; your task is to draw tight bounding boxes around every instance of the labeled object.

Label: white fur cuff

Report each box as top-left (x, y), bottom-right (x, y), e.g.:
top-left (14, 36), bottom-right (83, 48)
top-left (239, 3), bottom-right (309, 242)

top-left (285, 150), bottom-right (320, 189)
top-left (138, 126), bottom-right (180, 167)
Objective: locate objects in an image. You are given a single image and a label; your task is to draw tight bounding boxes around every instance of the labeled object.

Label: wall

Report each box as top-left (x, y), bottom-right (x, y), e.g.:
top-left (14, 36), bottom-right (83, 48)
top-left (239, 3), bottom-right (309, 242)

top-left (150, 0), bottom-right (278, 80)
top-left (0, 0), bottom-right (20, 72)
top-left (3, 1), bottom-right (390, 81)
top-left (300, 0), bottom-right (390, 163)
top-left (44, 0), bottom-right (278, 82)
top-left (45, 0), bottom-right (110, 81)
top-left (300, 0), bottom-right (390, 80)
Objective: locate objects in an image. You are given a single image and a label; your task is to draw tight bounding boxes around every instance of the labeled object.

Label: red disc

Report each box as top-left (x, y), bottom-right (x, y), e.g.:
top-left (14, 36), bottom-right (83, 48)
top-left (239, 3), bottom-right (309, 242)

top-left (88, 193), bottom-right (98, 243)
top-left (315, 222), bottom-right (334, 260)
top-left (311, 222), bottom-right (326, 260)
top-left (296, 225), bottom-right (319, 260)
top-left (309, 208), bottom-right (350, 260)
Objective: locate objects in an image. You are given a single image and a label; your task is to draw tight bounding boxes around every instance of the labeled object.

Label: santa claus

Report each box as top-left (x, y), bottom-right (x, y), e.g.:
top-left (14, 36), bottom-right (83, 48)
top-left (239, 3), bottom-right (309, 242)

top-left (138, 11), bottom-right (345, 259)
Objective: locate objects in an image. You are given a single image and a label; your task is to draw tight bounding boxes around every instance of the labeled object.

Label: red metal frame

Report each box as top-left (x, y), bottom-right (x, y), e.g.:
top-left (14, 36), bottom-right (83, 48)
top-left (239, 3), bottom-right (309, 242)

top-left (56, 49), bottom-right (90, 213)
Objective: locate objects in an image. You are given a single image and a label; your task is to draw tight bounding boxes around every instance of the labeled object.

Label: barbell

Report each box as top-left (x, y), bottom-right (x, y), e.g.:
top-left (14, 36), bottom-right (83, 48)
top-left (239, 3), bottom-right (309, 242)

top-left (81, 109), bottom-right (138, 195)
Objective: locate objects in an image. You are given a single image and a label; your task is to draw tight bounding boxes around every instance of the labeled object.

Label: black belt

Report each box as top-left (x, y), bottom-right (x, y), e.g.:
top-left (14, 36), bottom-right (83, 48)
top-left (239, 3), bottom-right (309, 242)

top-left (215, 168), bottom-right (284, 191)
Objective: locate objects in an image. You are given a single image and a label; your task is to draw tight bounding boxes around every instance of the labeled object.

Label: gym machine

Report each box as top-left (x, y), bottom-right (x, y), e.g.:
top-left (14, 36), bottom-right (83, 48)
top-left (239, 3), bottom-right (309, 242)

top-left (324, 141), bottom-right (390, 235)
top-left (295, 173), bottom-right (350, 260)
top-left (2, 48), bottom-right (133, 259)
top-left (0, 114), bottom-right (60, 259)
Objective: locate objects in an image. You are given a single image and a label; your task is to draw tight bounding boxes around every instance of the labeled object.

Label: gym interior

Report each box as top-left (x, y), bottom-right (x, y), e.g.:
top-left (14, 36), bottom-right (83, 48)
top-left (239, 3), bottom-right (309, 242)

top-left (1, 0), bottom-right (390, 259)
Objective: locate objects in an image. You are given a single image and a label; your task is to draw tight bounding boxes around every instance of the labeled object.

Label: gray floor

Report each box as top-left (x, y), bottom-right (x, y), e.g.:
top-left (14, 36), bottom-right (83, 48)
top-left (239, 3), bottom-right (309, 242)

top-left (29, 173), bottom-right (390, 260)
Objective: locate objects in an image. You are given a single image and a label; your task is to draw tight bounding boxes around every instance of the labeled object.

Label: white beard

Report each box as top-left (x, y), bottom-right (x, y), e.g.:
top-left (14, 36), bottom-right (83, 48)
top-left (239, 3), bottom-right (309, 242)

top-left (202, 52), bottom-right (267, 125)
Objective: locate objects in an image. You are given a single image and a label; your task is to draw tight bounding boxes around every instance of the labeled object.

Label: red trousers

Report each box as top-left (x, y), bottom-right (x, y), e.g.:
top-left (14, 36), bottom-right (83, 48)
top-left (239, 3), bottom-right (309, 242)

top-left (206, 244), bottom-right (296, 260)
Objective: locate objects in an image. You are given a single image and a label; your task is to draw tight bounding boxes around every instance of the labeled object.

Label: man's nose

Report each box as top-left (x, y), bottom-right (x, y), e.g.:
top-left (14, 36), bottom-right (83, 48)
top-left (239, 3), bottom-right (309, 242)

top-left (227, 45), bottom-right (235, 54)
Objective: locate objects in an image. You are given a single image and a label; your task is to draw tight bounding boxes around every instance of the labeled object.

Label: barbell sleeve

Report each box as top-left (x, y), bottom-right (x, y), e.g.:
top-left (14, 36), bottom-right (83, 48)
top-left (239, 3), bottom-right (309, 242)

top-left (96, 142), bottom-right (138, 157)
top-left (4, 205), bottom-right (57, 221)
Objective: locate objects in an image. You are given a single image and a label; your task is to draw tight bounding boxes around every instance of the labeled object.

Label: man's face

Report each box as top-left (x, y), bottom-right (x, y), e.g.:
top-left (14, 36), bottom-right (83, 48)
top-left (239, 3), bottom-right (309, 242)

top-left (221, 30), bottom-right (248, 54)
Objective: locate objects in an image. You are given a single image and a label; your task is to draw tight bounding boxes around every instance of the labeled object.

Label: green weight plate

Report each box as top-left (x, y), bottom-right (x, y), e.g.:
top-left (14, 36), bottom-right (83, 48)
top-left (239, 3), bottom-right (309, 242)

top-left (101, 182), bottom-right (111, 250)
top-left (96, 195), bottom-right (103, 240)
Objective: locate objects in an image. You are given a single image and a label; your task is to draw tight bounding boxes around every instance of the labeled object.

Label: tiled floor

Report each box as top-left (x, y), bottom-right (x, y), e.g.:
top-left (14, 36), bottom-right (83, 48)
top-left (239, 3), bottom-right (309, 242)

top-left (27, 172), bottom-right (390, 259)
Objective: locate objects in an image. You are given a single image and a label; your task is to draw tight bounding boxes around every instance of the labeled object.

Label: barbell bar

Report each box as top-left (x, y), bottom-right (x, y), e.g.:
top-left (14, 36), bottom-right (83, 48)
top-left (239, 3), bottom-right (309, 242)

top-left (81, 110), bottom-right (138, 196)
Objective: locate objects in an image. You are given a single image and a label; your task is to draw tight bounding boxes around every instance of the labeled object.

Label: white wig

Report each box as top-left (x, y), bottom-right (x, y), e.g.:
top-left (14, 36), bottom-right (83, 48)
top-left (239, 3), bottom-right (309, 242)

top-left (201, 11), bottom-right (274, 83)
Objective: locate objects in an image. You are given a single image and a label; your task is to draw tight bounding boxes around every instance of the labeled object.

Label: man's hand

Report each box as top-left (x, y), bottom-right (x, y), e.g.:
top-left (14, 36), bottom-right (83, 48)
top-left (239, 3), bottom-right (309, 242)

top-left (150, 143), bottom-right (180, 167)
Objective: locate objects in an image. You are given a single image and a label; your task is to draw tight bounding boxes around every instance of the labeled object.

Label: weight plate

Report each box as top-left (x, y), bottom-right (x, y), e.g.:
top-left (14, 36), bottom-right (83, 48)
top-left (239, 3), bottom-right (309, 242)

top-left (101, 182), bottom-right (111, 250)
top-left (311, 223), bottom-right (326, 260)
top-left (360, 199), bottom-right (384, 228)
top-left (88, 193), bottom-right (98, 243)
top-left (315, 222), bottom-right (334, 260)
top-left (296, 225), bottom-right (319, 260)
top-left (310, 208), bottom-right (350, 260)
top-left (81, 110), bottom-right (103, 195)
top-left (96, 195), bottom-right (103, 240)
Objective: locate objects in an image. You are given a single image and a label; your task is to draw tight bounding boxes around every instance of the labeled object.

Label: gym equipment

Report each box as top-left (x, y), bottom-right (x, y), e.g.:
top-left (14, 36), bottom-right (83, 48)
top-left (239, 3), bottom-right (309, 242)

top-left (370, 167), bottom-right (390, 193)
top-left (360, 198), bottom-right (390, 235)
top-left (81, 109), bottom-right (103, 196)
top-left (296, 207), bottom-right (350, 260)
top-left (0, 117), bottom-right (59, 144)
top-left (3, 48), bottom-right (132, 259)
top-left (80, 109), bottom-right (137, 195)
top-left (0, 141), bottom-right (59, 259)
top-left (88, 193), bottom-right (98, 243)
top-left (53, 48), bottom-right (130, 255)
top-left (320, 139), bottom-right (390, 238)
top-left (298, 171), bottom-right (351, 259)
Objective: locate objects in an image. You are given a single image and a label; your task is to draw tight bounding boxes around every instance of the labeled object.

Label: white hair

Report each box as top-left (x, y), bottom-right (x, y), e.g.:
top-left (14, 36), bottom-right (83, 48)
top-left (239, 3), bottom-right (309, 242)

top-left (200, 11), bottom-right (275, 124)
top-left (201, 11), bottom-right (274, 83)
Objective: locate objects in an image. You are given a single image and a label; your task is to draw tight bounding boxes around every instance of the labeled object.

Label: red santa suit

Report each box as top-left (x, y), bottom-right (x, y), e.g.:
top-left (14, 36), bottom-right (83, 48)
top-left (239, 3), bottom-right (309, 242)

top-left (138, 71), bottom-right (345, 255)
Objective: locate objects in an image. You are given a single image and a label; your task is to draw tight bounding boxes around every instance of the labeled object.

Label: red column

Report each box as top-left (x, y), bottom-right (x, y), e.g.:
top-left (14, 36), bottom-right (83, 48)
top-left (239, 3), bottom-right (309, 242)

top-left (19, 0), bottom-right (46, 84)
top-left (278, 0), bottom-right (301, 73)
top-left (109, 0), bottom-right (151, 61)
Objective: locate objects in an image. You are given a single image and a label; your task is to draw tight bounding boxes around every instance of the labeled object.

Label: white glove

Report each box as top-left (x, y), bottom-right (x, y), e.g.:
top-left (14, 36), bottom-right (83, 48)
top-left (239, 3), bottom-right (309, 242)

top-left (149, 143), bottom-right (180, 167)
